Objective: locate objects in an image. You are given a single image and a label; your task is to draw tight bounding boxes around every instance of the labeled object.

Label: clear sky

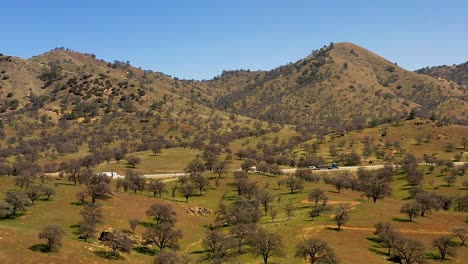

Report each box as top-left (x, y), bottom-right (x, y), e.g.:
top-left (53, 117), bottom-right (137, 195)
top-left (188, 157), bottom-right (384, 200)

top-left (2, 0), bottom-right (467, 80)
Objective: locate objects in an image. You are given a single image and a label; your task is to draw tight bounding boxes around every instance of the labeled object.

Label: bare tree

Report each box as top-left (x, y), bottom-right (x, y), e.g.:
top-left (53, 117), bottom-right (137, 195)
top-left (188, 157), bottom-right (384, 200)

top-left (184, 158), bottom-right (206, 177)
top-left (102, 231), bottom-right (134, 256)
top-left (76, 191), bottom-right (88, 204)
top-left (179, 183), bottom-right (195, 202)
top-left (284, 200), bottom-right (294, 220)
top-left (38, 224), bottom-right (65, 251)
top-left (393, 238), bottom-right (426, 264)
top-left (0, 201), bottom-right (11, 218)
top-left (400, 202), bottom-right (421, 221)
top-left (433, 235), bottom-right (457, 260)
top-left (213, 161), bottom-right (228, 178)
top-left (374, 222), bottom-right (402, 255)
top-left (78, 222), bottom-right (97, 242)
top-left (144, 222), bottom-right (183, 250)
top-left (253, 229), bottom-right (285, 264)
top-left (26, 186), bottom-right (41, 205)
top-left (147, 179), bottom-right (167, 198)
top-left (309, 188), bottom-right (327, 206)
top-left (295, 237), bottom-right (338, 264)
top-left (126, 156), bottom-right (141, 168)
top-left (80, 204), bottom-right (103, 226)
top-left (146, 203), bottom-right (177, 225)
top-left (4, 190), bottom-right (29, 216)
top-left (334, 203), bottom-right (351, 230)
top-left (153, 251), bottom-right (191, 264)
top-left (286, 175), bottom-right (304, 193)
top-left (191, 175), bottom-right (210, 195)
top-left (87, 181), bottom-right (112, 204)
top-left (452, 227), bottom-right (466, 246)
top-left (415, 192), bottom-right (440, 216)
top-left (257, 189), bottom-right (274, 215)
top-left (202, 229), bottom-right (234, 263)
top-left (41, 185), bottom-right (56, 200)
top-left (129, 218), bottom-right (140, 233)
top-left (230, 223), bottom-right (255, 254)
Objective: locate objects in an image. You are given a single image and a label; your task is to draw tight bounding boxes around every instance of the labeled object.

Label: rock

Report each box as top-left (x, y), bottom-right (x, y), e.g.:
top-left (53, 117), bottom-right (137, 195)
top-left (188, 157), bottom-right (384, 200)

top-left (186, 206), bottom-right (213, 216)
top-left (98, 227), bottom-right (115, 241)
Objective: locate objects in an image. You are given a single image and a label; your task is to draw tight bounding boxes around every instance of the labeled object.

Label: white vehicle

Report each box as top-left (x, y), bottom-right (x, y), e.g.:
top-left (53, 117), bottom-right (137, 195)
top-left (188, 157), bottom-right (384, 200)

top-left (308, 166), bottom-right (318, 170)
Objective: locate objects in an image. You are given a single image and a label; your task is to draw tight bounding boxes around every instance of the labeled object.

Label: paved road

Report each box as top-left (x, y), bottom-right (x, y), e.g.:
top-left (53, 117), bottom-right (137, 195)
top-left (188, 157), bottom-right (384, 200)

top-left (141, 162), bottom-right (466, 179)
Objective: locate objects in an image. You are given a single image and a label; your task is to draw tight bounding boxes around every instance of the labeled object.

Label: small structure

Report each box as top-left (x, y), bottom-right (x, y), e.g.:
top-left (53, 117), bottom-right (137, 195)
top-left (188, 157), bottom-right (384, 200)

top-left (99, 172), bottom-right (124, 179)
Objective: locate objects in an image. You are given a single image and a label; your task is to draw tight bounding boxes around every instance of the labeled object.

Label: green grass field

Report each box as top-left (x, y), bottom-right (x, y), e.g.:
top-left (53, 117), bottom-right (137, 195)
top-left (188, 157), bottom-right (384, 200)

top-left (1, 163), bottom-right (466, 264)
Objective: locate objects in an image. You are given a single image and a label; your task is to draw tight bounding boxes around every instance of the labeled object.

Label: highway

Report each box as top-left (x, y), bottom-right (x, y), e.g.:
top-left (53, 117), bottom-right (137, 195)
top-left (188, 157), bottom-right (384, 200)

top-left (142, 162), bottom-right (466, 179)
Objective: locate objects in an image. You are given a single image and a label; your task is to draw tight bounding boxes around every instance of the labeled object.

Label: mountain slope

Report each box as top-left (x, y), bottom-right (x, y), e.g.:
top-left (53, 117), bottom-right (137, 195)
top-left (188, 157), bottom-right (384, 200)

top-left (212, 42), bottom-right (468, 129)
top-left (416, 61), bottom-right (468, 89)
top-left (1, 43), bottom-right (467, 133)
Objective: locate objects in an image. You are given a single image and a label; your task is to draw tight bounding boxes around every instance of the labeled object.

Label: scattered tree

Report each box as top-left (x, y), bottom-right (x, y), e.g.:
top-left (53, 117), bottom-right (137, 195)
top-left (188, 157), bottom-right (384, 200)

top-left (38, 224), bottom-right (65, 251)
top-left (393, 238), bottom-right (426, 264)
top-left (400, 202), bottom-right (421, 221)
top-left (451, 227), bottom-right (466, 246)
top-left (146, 203), bottom-right (177, 225)
top-left (295, 237), bottom-right (338, 264)
top-left (253, 229), bottom-right (285, 264)
top-left (334, 203), bottom-right (351, 230)
top-left (433, 235), bottom-right (456, 260)
top-left (102, 231), bottom-right (134, 256)
top-left (153, 251), bottom-right (191, 264)
top-left (202, 229), bottom-right (234, 263)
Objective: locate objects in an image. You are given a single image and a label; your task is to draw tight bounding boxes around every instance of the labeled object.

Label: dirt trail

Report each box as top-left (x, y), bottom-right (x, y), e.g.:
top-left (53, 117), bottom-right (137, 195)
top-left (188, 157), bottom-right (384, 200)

top-left (300, 225), bottom-right (452, 238)
top-left (183, 239), bottom-right (202, 253)
top-left (328, 226), bottom-right (452, 234)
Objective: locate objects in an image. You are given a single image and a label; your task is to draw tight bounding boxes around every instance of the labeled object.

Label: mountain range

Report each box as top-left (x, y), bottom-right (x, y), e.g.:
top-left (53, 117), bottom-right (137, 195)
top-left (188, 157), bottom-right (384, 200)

top-left (0, 42), bottom-right (467, 133)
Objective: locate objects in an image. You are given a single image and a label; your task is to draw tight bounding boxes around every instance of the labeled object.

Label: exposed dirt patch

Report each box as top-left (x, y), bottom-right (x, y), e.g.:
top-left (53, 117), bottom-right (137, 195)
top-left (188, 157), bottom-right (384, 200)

top-left (301, 199), bottom-right (361, 206)
top-left (186, 206), bottom-right (213, 216)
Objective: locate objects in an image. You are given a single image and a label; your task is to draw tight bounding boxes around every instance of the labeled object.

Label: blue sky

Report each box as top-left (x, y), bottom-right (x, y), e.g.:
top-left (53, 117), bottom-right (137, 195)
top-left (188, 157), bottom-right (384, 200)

top-left (3, 0), bottom-right (467, 79)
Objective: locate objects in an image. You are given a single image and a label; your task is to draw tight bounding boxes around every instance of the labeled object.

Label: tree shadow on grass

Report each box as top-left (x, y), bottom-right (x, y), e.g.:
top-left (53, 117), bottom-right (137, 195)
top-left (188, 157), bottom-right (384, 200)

top-left (325, 227), bottom-right (341, 231)
top-left (0, 212), bottom-right (25, 221)
top-left (426, 252), bottom-right (440, 260)
top-left (29, 244), bottom-right (51, 253)
top-left (133, 246), bottom-right (157, 256)
top-left (94, 250), bottom-right (123, 260)
top-left (139, 221), bottom-right (157, 228)
top-left (189, 249), bottom-right (206, 255)
top-left (392, 217), bottom-right (412, 223)
top-left (368, 247), bottom-right (388, 257)
top-left (366, 237), bottom-right (383, 244)
top-left (70, 201), bottom-right (87, 206)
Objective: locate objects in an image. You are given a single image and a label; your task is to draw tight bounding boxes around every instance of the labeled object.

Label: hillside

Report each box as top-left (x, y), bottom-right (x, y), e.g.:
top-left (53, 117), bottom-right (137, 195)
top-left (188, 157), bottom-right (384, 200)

top-left (2, 43), bottom-right (467, 132)
top-left (416, 61), bottom-right (468, 89)
top-left (212, 42), bottom-right (468, 129)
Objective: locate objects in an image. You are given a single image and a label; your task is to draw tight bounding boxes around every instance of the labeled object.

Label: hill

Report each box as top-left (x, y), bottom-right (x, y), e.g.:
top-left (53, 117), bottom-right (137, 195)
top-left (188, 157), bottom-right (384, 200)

top-left (416, 61), bottom-right (468, 89)
top-left (212, 42), bottom-right (468, 129)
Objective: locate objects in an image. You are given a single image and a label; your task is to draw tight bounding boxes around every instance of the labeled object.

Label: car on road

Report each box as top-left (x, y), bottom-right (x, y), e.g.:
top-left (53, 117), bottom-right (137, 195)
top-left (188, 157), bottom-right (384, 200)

top-left (308, 166), bottom-right (318, 170)
top-left (327, 164), bottom-right (339, 169)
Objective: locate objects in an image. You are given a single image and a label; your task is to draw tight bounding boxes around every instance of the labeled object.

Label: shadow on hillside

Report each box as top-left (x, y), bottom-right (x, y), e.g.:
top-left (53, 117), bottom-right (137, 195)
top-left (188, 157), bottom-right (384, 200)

top-left (325, 227), bottom-right (342, 231)
top-left (29, 243), bottom-right (51, 253)
top-left (133, 246), bottom-right (157, 256)
top-left (0, 212), bottom-right (26, 221)
top-left (94, 250), bottom-right (123, 260)
top-left (189, 249), bottom-right (206, 255)
top-left (368, 247), bottom-right (388, 257)
top-left (392, 217), bottom-right (412, 222)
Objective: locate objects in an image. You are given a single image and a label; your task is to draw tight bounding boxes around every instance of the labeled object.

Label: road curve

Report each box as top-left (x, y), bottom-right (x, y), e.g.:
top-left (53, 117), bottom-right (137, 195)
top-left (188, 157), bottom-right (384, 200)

top-left (141, 162), bottom-right (466, 179)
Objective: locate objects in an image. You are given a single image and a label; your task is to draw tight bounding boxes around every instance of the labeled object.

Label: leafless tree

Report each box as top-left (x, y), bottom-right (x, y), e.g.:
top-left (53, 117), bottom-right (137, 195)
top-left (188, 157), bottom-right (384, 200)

top-left (252, 228), bottom-right (285, 264)
top-left (146, 203), bottom-right (177, 225)
top-left (433, 235), bottom-right (456, 260)
top-left (144, 222), bottom-right (183, 250)
top-left (202, 229), bottom-right (234, 263)
top-left (295, 237), bottom-right (338, 264)
top-left (334, 203), bottom-right (351, 230)
top-left (393, 238), bottom-right (426, 264)
top-left (39, 224), bottom-right (65, 251)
